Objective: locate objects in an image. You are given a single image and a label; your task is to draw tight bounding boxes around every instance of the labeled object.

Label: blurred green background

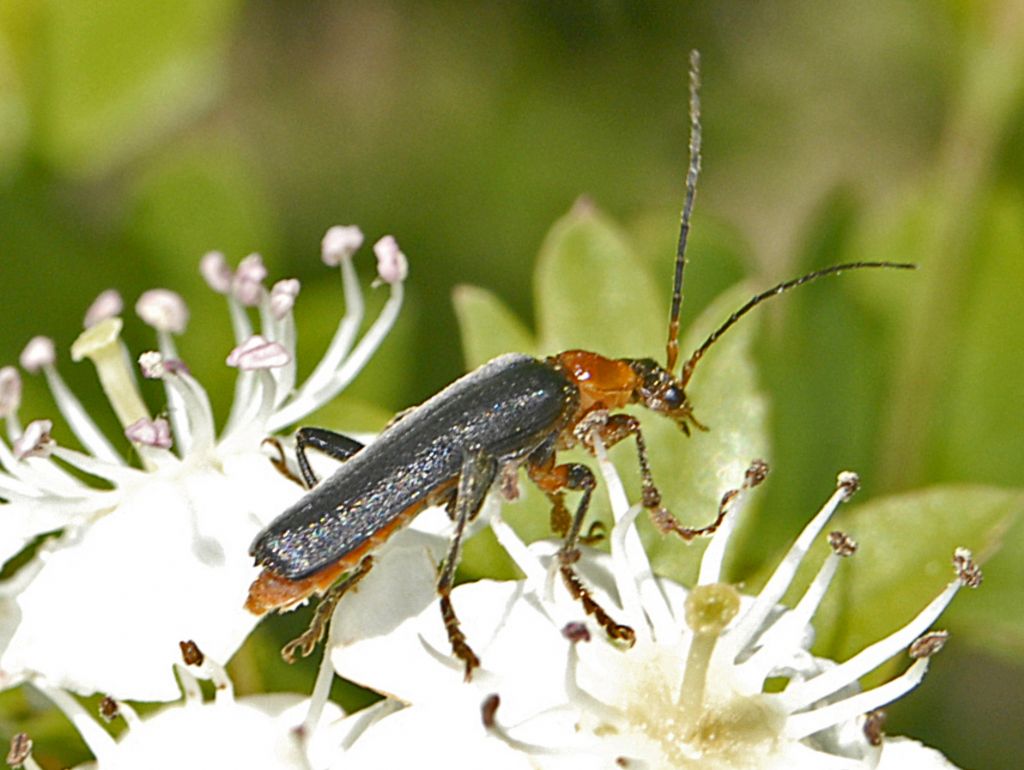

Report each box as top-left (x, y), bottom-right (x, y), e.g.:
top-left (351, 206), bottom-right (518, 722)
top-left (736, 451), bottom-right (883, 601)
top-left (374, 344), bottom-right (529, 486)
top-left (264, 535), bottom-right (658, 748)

top-left (1, 1), bottom-right (1023, 768)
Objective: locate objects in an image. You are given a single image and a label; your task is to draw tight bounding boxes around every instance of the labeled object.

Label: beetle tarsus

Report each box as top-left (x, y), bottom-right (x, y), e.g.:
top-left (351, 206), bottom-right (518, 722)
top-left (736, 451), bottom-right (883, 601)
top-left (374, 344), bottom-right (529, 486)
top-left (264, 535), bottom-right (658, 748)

top-left (262, 437), bottom-right (305, 487)
top-left (579, 520), bottom-right (606, 546)
top-left (649, 495), bottom-right (730, 541)
top-left (294, 427), bottom-right (365, 488)
top-left (534, 460), bottom-right (635, 646)
top-left (440, 594), bottom-right (480, 681)
top-left (558, 562), bottom-right (636, 647)
top-left (435, 448), bottom-right (497, 679)
top-left (281, 556), bottom-right (374, 664)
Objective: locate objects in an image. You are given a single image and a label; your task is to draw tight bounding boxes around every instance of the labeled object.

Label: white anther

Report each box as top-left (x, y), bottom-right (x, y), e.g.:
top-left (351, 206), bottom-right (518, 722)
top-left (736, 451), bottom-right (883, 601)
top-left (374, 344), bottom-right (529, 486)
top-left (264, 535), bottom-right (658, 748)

top-left (136, 289), bottom-right (189, 334)
top-left (226, 335), bottom-right (291, 370)
top-left (200, 250), bottom-right (233, 294)
top-left (124, 417), bottom-right (173, 449)
top-left (138, 351), bottom-right (165, 379)
top-left (231, 254), bottom-right (268, 306)
top-left (0, 366), bottom-right (22, 417)
top-left (321, 225), bottom-right (364, 266)
top-left (373, 235), bottom-right (408, 284)
top-left (84, 289), bottom-right (124, 329)
top-left (269, 279), bottom-right (301, 320)
top-left (20, 336), bottom-right (56, 373)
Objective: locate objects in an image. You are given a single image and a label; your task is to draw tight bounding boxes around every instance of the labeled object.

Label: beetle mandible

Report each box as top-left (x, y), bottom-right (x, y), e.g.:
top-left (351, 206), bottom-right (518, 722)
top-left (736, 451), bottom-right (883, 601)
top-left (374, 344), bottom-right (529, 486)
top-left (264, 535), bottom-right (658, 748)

top-left (244, 51), bottom-right (914, 679)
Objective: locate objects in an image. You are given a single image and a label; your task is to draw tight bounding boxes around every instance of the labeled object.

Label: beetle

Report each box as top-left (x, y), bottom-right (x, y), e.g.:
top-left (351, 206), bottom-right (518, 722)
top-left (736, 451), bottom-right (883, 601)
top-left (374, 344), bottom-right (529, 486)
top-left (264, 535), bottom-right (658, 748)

top-left (245, 51), bottom-right (913, 678)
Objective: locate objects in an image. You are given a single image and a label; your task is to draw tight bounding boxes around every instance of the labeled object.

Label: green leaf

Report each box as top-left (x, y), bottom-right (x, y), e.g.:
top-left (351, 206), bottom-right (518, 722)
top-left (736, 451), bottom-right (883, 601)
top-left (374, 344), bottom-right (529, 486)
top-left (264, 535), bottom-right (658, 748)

top-left (754, 188), bottom-right (905, 563)
top-left (949, 502), bottom-right (1024, 661)
top-left (804, 485), bottom-right (1023, 674)
top-left (125, 139), bottom-right (280, 285)
top-left (19, 0), bottom-right (240, 176)
top-left (645, 284), bottom-right (770, 584)
top-left (452, 284), bottom-right (537, 369)
top-left (304, 396), bottom-right (397, 436)
top-left (935, 189), bottom-right (1024, 487)
top-left (453, 201), bottom-right (771, 585)
top-left (627, 206), bottom-right (749, 323)
top-left (0, 33), bottom-right (28, 175)
top-left (534, 200), bottom-right (663, 360)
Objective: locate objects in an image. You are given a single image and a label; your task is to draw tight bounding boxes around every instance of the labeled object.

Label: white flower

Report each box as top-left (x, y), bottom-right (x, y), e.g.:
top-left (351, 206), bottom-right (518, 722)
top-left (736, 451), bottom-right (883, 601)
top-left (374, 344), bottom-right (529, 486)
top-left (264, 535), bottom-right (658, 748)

top-left (327, 441), bottom-right (977, 769)
top-left (8, 643), bottom-right (358, 770)
top-left (0, 230), bottom-right (407, 700)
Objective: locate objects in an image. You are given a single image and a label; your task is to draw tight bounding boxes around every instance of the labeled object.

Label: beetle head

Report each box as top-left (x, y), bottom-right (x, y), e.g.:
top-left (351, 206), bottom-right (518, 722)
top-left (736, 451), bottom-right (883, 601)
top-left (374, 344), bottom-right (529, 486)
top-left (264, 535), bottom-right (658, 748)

top-left (626, 358), bottom-right (706, 436)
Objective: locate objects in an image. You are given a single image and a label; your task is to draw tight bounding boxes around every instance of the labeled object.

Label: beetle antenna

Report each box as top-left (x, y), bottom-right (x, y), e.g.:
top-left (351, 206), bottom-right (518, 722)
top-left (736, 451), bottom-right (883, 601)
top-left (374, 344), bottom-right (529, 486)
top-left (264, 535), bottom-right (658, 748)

top-left (679, 261), bottom-right (916, 389)
top-left (666, 49), bottom-right (702, 375)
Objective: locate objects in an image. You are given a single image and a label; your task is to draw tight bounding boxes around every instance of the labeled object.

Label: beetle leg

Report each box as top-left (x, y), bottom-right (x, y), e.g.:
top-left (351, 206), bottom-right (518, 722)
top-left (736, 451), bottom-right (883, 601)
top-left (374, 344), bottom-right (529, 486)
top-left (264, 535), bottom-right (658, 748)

top-left (580, 520), bottom-right (607, 545)
top-left (437, 447), bottom-right (497, 681)
top-left (280, 555), bottom-right (374, 663)
top-left (262, 437), bottom-right (305, 486)
top-left (583, 413), bottom-right (725, 541)
top-left (294, 427), bottom-right (365, 488)
top-left (526, 451), bottom-right (573, 537)
top-left (528, 458), bottom-right (635, 647)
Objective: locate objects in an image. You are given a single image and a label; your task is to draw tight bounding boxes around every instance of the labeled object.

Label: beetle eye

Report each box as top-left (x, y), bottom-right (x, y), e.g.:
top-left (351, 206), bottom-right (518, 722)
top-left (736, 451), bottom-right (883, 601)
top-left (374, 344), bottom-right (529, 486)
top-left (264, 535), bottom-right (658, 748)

top-left (662, 384), bottom-right (684, 410)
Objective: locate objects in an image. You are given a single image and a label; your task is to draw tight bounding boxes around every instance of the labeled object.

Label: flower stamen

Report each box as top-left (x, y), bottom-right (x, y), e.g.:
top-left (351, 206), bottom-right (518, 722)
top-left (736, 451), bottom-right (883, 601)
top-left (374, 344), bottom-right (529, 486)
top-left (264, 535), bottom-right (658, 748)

top-left (679, 583), bottom-right (741, 732)
top-left (139, 352), bottom-right (217, 454)
top-left (0, 366), bottom-right (24, 436)
top-left (199, 251), bottom-right (232, 294)
top-left (70, 319), bottom-right (150, 432)
top-left (268, 232), bottom-right (406, 431)
top-left (32, 679), bottom-right (117, 764)
top-left (727, 471), bottom-right (859, 655)
top-left (739, 531), bottom-right (858, 680)
top-left (6, 732), bottom-right (41, 770)
top-left (783, 657), bottom-right (931, 740)
top-left (21, 336), bottom-right (123, 465)
top-left (12, 420), bottom-right (54, 460)
top-left (698, 459), bottom-right (770, 586)
top-left (124, 418), bottom-right (172, 450)
top-left (779, 550), bottom-right (980, 713)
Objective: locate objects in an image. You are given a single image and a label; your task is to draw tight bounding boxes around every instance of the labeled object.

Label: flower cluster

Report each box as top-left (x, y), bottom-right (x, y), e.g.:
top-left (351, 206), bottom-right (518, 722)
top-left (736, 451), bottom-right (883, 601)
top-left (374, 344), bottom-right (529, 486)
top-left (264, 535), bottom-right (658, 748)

top-left (1, 231), bottom-right (977, 769)
top-left (321, 445), bottom-right (975, 770)
top-left (0, 227), bottom-right (406, 701)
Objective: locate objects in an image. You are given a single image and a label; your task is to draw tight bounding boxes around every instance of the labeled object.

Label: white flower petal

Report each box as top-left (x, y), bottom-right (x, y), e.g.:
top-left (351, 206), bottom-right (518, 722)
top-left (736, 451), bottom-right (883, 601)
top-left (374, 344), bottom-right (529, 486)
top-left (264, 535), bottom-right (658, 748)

top-left (2, 451), bottom-right (300, 700)
top-left (876, 737), bottom-right (962, 769)
top-left (327, 519), bottom-right (455, 702)
top-left (337, 693), bottom-right (535, 770)
top-left (73, 693), bottom-right (347, 770)
top-left (0, 497), bottom-right (83, 568)
top-left (325, 456), bottom-right (971, 769)
top-left (2, 226), bottom-right (408, 714)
